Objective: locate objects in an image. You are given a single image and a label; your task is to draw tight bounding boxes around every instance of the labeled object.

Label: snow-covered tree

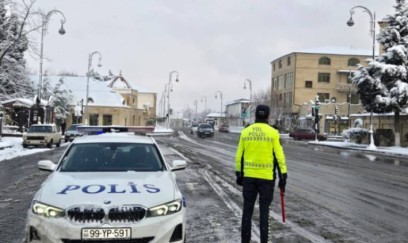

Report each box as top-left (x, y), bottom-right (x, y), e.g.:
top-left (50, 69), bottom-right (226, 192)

top-left (352, 0), bottom-right (408, 146)
top-left (0, 0), bottom-right (37, 101)
top-left (51, 77), bottom-right (72, 124)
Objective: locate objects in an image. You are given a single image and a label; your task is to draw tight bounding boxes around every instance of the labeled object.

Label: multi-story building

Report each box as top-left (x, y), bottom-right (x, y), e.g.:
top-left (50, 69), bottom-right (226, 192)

top-left (271, 46), bottom-right (370, 134)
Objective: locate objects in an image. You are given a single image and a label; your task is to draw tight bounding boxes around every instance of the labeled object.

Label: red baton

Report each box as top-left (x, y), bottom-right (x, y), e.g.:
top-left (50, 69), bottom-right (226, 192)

top-left (280, 188), bottom-right (286, 223)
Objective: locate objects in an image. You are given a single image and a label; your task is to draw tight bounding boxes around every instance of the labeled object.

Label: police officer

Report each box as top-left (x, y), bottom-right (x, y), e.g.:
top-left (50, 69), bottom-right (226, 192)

top-left (235, 104), bottom-right (287, 243)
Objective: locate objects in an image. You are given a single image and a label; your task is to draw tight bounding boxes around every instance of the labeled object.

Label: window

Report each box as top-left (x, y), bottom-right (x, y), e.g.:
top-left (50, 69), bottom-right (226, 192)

top-left (278, 76), bottom-right (285, 89)
top-left (273, 63), bottom-right (276, 71)
top-left (348, 58), bottom-right (360, 66)
top-left (287, 57), bottom-right (291, 66)
top-left (89, 114), bottom-right (99, 126)
top-left (319, 57), bottom-right (331, 65)
top-left (284, 92), bottom-right (292, 107)
top-left (347, 93), bottom-right (360, 104)
top-left (278, 60), bottom-right (282, 69)
top-left (347, 72), bottom-right (354, 84)
top-left (285, 73), bottom-right (293, 89)
top-left (318, 73), bottom-right (330, 83)
top-left (103, 114), bottom-right (112, 125)
top-left (317, 93), bottom-right (330, 103)
top-left (305, 81), bottom-right (313, 88)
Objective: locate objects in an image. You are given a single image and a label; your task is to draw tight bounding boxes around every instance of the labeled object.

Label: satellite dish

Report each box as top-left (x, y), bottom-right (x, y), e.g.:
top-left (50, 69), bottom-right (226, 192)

top-left (331, 97), bottom-right (337, 103)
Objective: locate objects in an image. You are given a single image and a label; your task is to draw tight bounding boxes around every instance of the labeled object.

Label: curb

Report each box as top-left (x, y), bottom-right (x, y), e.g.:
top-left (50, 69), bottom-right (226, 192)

top-left (309, 141), bottom-right (408, 159)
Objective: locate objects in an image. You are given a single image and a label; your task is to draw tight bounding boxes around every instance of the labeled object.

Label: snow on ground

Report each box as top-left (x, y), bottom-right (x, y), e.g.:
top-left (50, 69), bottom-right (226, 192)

top-left (2, 125), bottom-right (408, 163)
top-left (0, 137), bottom-right (50, 162)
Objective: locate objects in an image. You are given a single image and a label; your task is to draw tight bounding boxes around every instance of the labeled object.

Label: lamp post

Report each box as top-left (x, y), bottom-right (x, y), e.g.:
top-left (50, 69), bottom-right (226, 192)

top-left (215, 90), bottom-right (223, 123)
top-left (85, 51), bottom-right (102, 125)
top-left (37, 10), bottom-right (66, 121)
top-left (167, 70), bottom-right (179, 128)
top-left (201, 96), bottom-right (207, 112)
top-left (314, 95), bottom-right (320, 142)
top-left (347, 5), bottom-right (377, 149)
top-left (193, 100), bottom-right (198, 121)
top-left (244, 79), bottom-right (253, 122)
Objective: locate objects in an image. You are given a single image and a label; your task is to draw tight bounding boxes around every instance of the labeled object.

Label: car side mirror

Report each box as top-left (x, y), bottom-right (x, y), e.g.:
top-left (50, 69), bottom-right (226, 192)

top-left (38, 160), bottom-right (57, 172)
top-left (171, 160), bottom-right (187, 171)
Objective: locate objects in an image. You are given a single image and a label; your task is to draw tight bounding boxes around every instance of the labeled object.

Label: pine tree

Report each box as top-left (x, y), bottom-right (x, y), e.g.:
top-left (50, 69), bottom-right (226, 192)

top-left (51, 77), bottom-right (72, 125)
top-left (352, 0), bottom-right (408, 146)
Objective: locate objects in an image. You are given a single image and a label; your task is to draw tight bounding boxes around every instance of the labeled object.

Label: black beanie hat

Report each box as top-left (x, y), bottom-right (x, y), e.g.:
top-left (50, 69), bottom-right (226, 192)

top-left (255, 105), bottom-right (270, 119)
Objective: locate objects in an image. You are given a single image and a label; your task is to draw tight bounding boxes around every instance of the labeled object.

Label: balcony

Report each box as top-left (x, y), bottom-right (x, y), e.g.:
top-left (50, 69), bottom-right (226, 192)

top-left (336, 83), bottom-right (356, 92)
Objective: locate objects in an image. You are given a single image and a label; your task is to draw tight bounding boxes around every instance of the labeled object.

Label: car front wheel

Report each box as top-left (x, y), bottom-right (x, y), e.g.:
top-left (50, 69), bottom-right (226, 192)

top-left (48, 139), bottom-right (53, 148)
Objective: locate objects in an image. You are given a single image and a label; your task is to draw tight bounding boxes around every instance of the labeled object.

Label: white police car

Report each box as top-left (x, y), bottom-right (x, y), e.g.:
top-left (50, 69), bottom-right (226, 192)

top-left (26, 133), bottom-right (187, 243)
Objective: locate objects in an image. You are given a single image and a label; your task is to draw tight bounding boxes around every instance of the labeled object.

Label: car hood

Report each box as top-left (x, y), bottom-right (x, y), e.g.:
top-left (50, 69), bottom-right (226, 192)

top-left (36, 172), bottom-right (178, 209)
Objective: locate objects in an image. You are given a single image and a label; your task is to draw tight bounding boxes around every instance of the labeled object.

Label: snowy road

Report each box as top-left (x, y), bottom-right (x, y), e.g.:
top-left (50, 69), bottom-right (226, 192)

top-left (0, 131), bottom-right (407, 243)
top-left (156, 129), bottom-right (408, 243)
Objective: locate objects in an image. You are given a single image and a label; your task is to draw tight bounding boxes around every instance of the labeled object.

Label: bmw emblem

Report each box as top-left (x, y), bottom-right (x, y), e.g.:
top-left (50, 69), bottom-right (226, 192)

top-left (104, 200), bottom-right (111, 204)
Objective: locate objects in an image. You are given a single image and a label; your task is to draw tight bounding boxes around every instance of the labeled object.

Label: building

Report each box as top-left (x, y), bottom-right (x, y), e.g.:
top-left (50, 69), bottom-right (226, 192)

top-left (271, 46), bottom-right (370, 134)
top-left (225, 98), bottom-right (250, 127)
top-left (28, 75), bottom-right (156, 129)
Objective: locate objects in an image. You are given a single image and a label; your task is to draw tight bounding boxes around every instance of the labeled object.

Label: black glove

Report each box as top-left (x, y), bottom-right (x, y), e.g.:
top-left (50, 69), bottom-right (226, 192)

top-left (278, 173), bottom-right (287, 192)
top-left (236, 171), bottom-right (243, 186)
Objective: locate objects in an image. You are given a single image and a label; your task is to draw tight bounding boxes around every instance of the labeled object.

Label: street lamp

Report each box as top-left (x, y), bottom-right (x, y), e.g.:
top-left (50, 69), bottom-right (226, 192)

top-left (347, 5), bottom-right (377, 149)
top-left (201, 96), bottom-right (207, 111)
top-left (215, 90), bottom-right (223, 120)
top-left (85, 51), bottom-right (102, 125)
top-left (37, 10), bottom-right (66, 108)
top-left (167, 70), bottom-right (179, 127)
top-left (244, 79), bottom-right (253, 122)
top-left (193, 100), bottom-right (198, 121)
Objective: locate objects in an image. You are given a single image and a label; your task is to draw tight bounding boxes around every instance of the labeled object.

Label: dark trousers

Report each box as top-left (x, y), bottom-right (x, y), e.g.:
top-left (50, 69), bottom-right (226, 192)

top-left (241, 177), bottom-right (275, 243)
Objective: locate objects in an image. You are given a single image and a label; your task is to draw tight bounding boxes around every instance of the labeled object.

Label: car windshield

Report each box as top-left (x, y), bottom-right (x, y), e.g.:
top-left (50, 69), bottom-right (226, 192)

top-left (199, 124), bottom-right (212, 129)
top-left (59, 143), bottom-right (164, 172)
top-left (28, 126), bottom-right (52, 133)
top-left (67, 125), bottom-right (79, 131)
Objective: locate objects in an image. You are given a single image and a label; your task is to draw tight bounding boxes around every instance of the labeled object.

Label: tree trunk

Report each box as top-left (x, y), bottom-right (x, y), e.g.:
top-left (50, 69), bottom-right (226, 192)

top-left (395, 111), bottom-right (401, 147)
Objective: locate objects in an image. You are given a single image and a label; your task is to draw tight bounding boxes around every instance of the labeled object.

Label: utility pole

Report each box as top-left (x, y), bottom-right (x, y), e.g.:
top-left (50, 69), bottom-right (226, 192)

top-left (314, 95), bottom-right (320, 142)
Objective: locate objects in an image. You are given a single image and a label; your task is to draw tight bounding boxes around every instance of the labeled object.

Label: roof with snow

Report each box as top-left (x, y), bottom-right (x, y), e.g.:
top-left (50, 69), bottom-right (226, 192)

top-left (30, 75), bottom-right (127, 107)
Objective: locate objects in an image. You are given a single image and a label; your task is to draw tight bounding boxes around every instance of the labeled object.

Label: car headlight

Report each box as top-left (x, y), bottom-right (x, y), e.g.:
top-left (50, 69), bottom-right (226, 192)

top-left (147, 199), bottom-right (182, 217)
top-left (32, 201), bottom-right (64, 218)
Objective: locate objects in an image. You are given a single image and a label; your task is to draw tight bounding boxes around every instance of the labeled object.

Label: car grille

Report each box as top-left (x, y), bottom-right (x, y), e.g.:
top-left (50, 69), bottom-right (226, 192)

top-left (27, 136), bottom-right (44, 140)
top-left (67, 206), bottom-right (146, 223)
top-left (61, 238), bottom-right (154, 243)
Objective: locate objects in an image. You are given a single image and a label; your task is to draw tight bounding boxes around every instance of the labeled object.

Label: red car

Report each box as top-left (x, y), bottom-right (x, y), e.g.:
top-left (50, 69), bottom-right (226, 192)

top-left (218, 124), bottom-right (230, 133)
top-left (289, 128), bottom-right (327, 141)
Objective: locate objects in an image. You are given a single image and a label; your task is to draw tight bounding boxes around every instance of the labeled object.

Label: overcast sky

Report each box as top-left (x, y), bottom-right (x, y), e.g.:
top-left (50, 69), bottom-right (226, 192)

top-left (23, 0), bottom-right (395, 115)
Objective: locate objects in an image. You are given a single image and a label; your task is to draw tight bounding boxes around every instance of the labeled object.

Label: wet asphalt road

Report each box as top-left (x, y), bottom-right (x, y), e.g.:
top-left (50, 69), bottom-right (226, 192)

top-left (0, 131), bottom-right (407, 243)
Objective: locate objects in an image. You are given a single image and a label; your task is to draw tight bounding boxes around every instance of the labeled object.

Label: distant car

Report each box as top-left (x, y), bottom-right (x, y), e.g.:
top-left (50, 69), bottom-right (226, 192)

top-left (197, 123), bottom-right (214, 138)
top-left (25, 133), bottom-right (187, 243)
top-left (289, 128), bottom-right (327, 141)
top-left (22, 124), bottom-right (62, 148)
top-left (64, 124), bottom-right (84, 142)
top-left (218, 124), bottom-right (230, 133)
top-left (190, 124), bottom-right (198, 134)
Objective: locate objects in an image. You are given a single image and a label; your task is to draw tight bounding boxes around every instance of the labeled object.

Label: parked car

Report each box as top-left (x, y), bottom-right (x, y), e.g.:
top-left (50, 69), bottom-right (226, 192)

top-left (22, 124), bottom-right (62, 148)
top-left (218, 124), bottom-right (230, 133)
top-left (289, 128), bottom-right (327, 141)
top-left (64, 124), bottom-right (84, 142)
top-left (190, 123), bottom-right (198, 134)
top-left (25, 132), bottom-right (187, 242)
top-left (197, 123), bottom-right (214, 138)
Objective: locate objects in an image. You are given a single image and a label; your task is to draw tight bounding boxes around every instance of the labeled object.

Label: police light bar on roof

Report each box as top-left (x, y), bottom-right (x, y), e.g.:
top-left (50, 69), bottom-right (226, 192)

top-left (76, 125), bottom-right (155, 135)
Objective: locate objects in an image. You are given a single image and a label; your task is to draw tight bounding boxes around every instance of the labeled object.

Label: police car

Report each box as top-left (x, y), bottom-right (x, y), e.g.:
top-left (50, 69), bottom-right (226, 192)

top-left (26, 132), bottom-right (187, 243)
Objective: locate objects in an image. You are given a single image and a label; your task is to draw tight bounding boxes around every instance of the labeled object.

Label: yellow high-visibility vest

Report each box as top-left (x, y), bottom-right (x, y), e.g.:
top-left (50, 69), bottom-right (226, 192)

top-left (235, 123), bottom-right (287, 180)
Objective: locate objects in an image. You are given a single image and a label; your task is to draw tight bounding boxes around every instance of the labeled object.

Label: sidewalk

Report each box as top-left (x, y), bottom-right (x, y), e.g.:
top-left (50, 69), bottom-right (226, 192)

top-left (309, 140), bottom-right (408, 158)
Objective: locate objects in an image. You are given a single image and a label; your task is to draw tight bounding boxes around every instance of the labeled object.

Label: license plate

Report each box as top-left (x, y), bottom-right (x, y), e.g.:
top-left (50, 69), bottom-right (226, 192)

top-left (205, 132), bottom-right (209, 134)
top-left (82, 228), bottom-right (131, 240)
